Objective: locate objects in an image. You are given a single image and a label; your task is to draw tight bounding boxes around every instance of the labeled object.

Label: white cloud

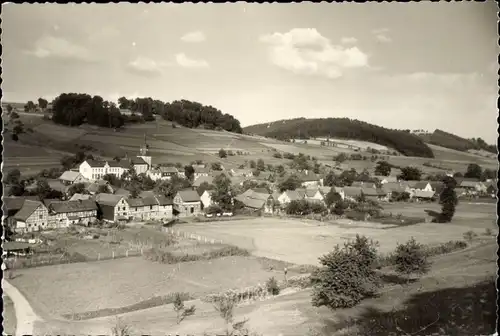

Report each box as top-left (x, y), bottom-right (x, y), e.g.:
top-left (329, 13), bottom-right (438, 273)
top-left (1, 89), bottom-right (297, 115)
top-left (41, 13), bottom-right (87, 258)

top-left (175, 53), bottom-right (209, 68)
top-left (259, 28), bottom-right (369, 79)
top-left (341, 37), bottom-right (358, 44)
top-left (375, 34), bottom-right (392, 43)
top-left (27, 35), bottom-right (95, 62)
top-left (126, 57), bottom-right (171, 76)
top-left (181, 31), bottom-right (206, 43)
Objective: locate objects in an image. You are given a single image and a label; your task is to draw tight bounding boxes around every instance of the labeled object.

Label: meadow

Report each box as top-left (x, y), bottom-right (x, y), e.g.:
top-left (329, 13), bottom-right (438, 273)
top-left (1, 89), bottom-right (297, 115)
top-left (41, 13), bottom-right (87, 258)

top-left (166, 215), bottom-right (491, 266)
top-left (2, 295), bottom-right (17, 335)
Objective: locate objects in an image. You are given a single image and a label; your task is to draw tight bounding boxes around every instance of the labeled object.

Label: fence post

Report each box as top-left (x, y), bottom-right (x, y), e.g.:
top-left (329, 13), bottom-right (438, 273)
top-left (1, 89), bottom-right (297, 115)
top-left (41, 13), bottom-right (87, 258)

top-left (98, 253), bottom-right (100, 261)
top-left (141, 248), bottom-right (143, 255)
top-left (112, 251), bottom-right (115, 259)
top-left (126, 250), bottom-right (129, 257)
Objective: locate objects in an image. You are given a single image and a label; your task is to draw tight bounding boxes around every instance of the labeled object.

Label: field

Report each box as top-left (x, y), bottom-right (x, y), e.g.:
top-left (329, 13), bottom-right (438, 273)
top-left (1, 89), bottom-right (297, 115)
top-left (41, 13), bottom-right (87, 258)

top-left (166, 207), bottom-right (494, 266)
top-left (2, 294), bottom-right (17, 335)
top-left (10, 255), bottom-right (292, 319)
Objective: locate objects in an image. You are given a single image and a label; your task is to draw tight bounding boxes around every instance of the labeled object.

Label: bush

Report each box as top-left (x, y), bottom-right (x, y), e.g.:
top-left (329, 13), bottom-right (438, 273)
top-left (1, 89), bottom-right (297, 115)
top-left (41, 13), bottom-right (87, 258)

top-left (310, 235), bottom-right (381, 310)
top-left (392, 237), bottom-right (431, 282)
top-left (173, 292), bottom-right (196, 325)
top-left (463, 230), bottom-right (478, 242)
top-left (266, 277), bottom-right (280, 296)
top-left (483, 228), bottom-right (493, 236)
top-left (143, 245), bottom-right (250, 264)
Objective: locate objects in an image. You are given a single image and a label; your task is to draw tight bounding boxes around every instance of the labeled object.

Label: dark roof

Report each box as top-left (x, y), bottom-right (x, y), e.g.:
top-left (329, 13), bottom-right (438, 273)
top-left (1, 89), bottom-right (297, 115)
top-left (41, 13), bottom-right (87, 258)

top-left (108, 160), bottom-right (131, 169)
top-left (43, 199), bottom-right (61, 208)
top-left (126, 196), bottom-right (157, 207)
top-left (252, 188), bottom-right (270, 195)
top-left (49, 199), bottom-right (98, 213)
top-left (114, 188), bottom-right (131, 196)
top-left (193, 175), bottom-right (214, 187)
top-left (156, 195), bottom-right (173, 205)
top-left (177, 189), bottom-right (201, 203)
top-left (351, 181), bottom-right (377, 189)
top-left (343, 186), bottom-right (363, 198)
top-left (3, 241), bottom-right (32, 251)
top-left (59, 171), bottom-right (83, 182)
top-left (299, 172), bottom-right (320, 182)
top-left (96, 193), bottom-right (125, 206)
top-left (131, 157), bottom-right (148, 165)
top-left (159, 166), bottom-right (179, 173)
top-left (47, 179), bottom-right (70, 193)
top-left (85, 159), bottom-right (107, 168)
top-left (2, 197), bottom-right (26, 212)
top-left (13, 200), bottom-right (45, 221)
top-left (139, 190), bottom-right (155, 198)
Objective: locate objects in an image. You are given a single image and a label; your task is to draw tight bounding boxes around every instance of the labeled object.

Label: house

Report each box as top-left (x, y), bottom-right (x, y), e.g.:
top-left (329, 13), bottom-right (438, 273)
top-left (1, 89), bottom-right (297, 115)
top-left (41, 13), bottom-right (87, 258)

top-left (361, 188), bottom-right (389, 202)
top-left (405, 181), bottom-right (433, 192)
top-left (58, 171), bottom-right (87, 185)
top-left (297, 188), bottom-right (325, 204)
top-left (131, 156), bottom-right (149, 175)
top-left (486, 183), bottom-right (497, 196)
top-left (46, 199), bottom-right (98, 228)
top-left (2, 197), bottom-right (28, 228)
top-left (12, 200), bottom-right (49, 233)
top-left (173, 190), bottom-right (202, 217)
top-left (107, 160), bottom-right (132, 178)
top-left (319, 186), bottom-right (345, 200)
top-left (155, 195), bottom-right (174, 219)
top-left (230, 168), bottom-right (253, 178)
top-left (126, 196), bottom-right (159, 221)
top-left (278, 189), bottom-right (305, 205)
top-left (95, 194), bottom-right (129, 222)
top-left (200, 190), bottom-right (215, 209)
top-left (456, 179), bottom-right (487, 194)
top-left (85, 180), bottom-right (114, 195)
top-left (343, 186), bottom-right (363, 201)
top-left (3, 241), bottom-right (33, 257)
top-left (413, 190), bottom-right (435, 202)
top-left (235, 189), bottom-right (274, 214)
top-left (69, 193), bottom-right (92, 201)
top-left (351, 181), bottom-right (377, 189)
top-left (120, 108), bottom-right (134, 116)
top-left (158, 166), bottom-right (180, 180)
top-left (192, 175), bottom-right (214, 188)
top-left (255, 171), bottom-right (275, 182)
top-left (375, 176), bottom-right (398, 184)
top-left (47, 179), bottom-right (72, 197)
top-left (79, 159), bottom-right (109, 181)
top-left (382, 182), bottom-right (413, 199)
top-left (193, 166), bottom-right (210, 180)
top-left (147, 167), bottom-right (162, 181)
top-left (298, 171), bottom-right (323, 188)
top-left (114, 188), bottom-right (132, 198)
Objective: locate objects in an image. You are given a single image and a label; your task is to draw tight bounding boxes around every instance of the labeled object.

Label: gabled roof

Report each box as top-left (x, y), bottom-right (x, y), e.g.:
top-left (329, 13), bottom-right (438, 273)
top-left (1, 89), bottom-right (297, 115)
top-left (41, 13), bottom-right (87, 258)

top-left (351, 181), bottom-right (377, 189)
top-left (69, 193), bottom-right (92, 201)
top-left (413, 181), bottom-right (431, 190)
top-left (114, 188), bottom-right (131, 197)
top-left (304, 189), bottom-right (321, 198)
top-left (343, 186), bottom-right (363, 198)
top-left (414, 190), bottom-right (435, 199)
top-left (47, 179), bottom-right (70, 193)
top-left (85, 159), bottom-right (107, 168)
top-left (49, 199), bottom-right (98, 213)
top-left (459, 180), bottom-right (483, 188)
top-left (376, 175), bottom-right (398, 183)
top-left (298, 171), bottom-right (320, 182)
top-left (131, 157), bottom-right (148, 165)
top-left (252, 188), bottom-right (270, 195)
top-left (155, 195), bottom-right (173, 205)
top-left (194, 167), bottom-right (210, 174)
top-left (13, 200), bottom-right (45, 221)
top-left (139, 190), bottom-right (155, 199)
top-left (282, 190), bottom-right (304, 202)
top-left (159, 166), bottom-right (179, 174)
top-left (192, 175), bottom-right (214, 187)
top-left (43, 199), bottom-right (61, 208)
top-left (59, 171), bottom-right (83, 182)
top-left (176, 189), bottom-right (201, 203)
top-left (95, 193), bottom-right (125, 206)
top-left (108, 160), bottom-right (131, 169)
top-left (2, 197), bottom-right (26, 213)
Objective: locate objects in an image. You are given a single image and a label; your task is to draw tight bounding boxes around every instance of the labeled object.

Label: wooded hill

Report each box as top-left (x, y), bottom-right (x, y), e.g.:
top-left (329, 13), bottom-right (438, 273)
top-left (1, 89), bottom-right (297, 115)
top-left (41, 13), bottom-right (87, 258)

top-left (244, 117), bottom-right (435, 158)
top-left (418, 129), bottom-right (496, 154)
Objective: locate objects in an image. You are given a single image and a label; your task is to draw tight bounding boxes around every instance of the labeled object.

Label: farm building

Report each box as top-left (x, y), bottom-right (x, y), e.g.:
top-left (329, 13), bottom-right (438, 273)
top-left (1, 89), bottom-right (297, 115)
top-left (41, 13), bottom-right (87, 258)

top-left (126, 197), bottom-right (159, 221)
top-left (230, 168), bottom-right (253, 178)
top-left (193, 166), bottom-right (210, 180)
top-left (69, 193), bottom-right (92, 201)
top-left (361, 188), bottom-right (389, 202)
top-left (405, 181), bottom-right (433, 192)
top-left (413, 190), bottom-right (436, 202)
top-left (58, 171), bottom-right (88, 185)
top-left (12, 200), bottom-right (49, 233)
top-left (174, 190), bottom-right (202, 217)
top-left (318, 186), bottom-right (345, 200)
top-left (192, 175), bottom-right (214, 188)
top-left (2, 197), bottom-right (27, 228)
top-left (85, 180), bottom-right (114, 195)
top-left (3, 241), bottom-right (33, 257)
top-left (95, 194), bottom-right (129, 222)
top-left (456, 179), bottom-right (487, 194)
top-left (114, 188), bottom-right (132, 198)
top-left (351, 181), bottom-right (377, 189)
top-left (46, 199), bottom-right (98, 228)
top-left (342, 186), bottom-right (363, 201)
top-left (297, 171), bottom-right (323, 188)
top-left (236, 189), bottom-right (275, 214)
top-left (376, 176), bottom-right (399, 184)
top-left (155, 195), bottom-right (174, 219)
top-left (382, 183), bottom-right (413, 199)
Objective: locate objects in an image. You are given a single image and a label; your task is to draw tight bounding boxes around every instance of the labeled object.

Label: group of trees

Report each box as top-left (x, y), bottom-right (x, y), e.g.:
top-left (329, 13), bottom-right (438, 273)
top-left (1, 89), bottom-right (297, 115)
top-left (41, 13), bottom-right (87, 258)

top-left (51, 93), bottom-right (125, 129)
top-left (463, 163), bottom-right (496, 181)
top-left (421, 129), bottom-right (496, 154)
top-left (323, 169), bottom-right (380, 188)
top-left (244, 117), bottom-right (435, 158)
top-left (311, 234), bottom-right (431, 310)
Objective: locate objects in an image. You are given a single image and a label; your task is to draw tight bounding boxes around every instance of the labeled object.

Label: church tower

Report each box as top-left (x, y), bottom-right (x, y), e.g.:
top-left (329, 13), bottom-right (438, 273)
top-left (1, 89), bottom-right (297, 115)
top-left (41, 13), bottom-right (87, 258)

top-left (137, 133), bottom-right (152, 168)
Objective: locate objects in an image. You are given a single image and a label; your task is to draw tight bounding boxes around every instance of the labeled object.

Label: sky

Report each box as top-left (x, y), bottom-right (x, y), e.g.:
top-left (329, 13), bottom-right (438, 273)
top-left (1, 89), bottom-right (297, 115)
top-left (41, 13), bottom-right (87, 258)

top-left (2, 2), bottom-right (498, 143)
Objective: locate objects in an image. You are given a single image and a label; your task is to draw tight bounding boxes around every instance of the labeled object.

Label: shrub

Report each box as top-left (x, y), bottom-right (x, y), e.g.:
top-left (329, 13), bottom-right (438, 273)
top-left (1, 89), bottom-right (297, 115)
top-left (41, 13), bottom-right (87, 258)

top-left (111, 317), bottom-right (132, 336)
top-left (463, 230), bottom-right (478, 242)
top-left (393, 237), bottom-right (431, 282)
top-left (266, 277), bottom-right (280, 295)
top-left (173, 292), bottom-right (196, 325)
top-left (310, 236), bottom-right (381, 310)
top-left (483, 228), bottom-right (493, 236)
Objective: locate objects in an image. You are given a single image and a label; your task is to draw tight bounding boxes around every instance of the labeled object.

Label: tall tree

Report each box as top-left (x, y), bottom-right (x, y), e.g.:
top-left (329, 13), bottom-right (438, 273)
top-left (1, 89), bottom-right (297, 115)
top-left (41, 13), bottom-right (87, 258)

top-left (38, 98), bottom-right (49, 110)
top-left (374, 161), bottom-right (391, 176)
top-left (437, 176), bottom-right (458, 223)
top-left (464, 163), bottom-right (482, 179)
top-left (398, 166), bottom-right (422, 181)
top-left (211, 174), bottom-right (233, 211)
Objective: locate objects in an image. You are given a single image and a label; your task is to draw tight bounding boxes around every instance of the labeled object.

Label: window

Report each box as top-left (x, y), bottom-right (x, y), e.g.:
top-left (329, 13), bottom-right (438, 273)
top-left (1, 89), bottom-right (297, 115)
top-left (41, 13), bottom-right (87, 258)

top-left (190, 207), bottom-right (194, 214)
top-left (150, 205), bottom-right (153, 210)
top-left (39, 215), bottom-right (43, 219)
top-left (122, 207), bottom-right (126, 211)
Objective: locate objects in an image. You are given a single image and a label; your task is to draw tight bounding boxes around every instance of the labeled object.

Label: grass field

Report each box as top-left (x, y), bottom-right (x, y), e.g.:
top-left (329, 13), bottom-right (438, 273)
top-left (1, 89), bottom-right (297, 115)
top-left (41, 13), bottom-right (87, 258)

top-left (11, 255), bottom-right (292, 319)
top-left (168, 213), bottom-right (493, 266)
top-left (2, 294), bottom-right (17, 335)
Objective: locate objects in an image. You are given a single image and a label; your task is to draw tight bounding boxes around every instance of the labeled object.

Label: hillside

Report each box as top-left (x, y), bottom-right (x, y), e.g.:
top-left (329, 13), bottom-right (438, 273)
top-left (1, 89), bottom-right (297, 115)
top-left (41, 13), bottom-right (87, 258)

top-left (244, 118), bottom-right (435, 158)
top-left (418, 129), bottom-right (496, 154)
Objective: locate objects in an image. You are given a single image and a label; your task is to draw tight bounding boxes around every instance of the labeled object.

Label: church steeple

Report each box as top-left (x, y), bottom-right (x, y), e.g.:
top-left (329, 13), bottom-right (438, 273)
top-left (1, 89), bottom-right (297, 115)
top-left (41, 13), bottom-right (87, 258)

top-left (140, 133), bottom-right (148, 156)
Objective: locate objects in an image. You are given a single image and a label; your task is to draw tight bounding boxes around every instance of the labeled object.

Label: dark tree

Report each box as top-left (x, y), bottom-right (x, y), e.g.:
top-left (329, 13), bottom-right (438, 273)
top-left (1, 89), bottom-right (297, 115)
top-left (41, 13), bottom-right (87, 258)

top-left (218, 149), bottom-right (227, 158)
top-left (464, 164), bottom-right (482, 179)
top-left (184, 165), bottom-right (195, 181)
top-left (437, 176), bottom-right (458, 223)
top-left (398, 166), bottom-right (422, 181)
top-left (374, 161), bottom-right (391, 176)
top-left (38, 98), bottom-right (49, 110)
top-left (257, 158), bottom-right (266, 171)
top-left (278, 175), bottom-right (302, 192)
top-left (325, 188), bottom-right (342, 208)
top-left (4, 169), bottom-right (21, 185)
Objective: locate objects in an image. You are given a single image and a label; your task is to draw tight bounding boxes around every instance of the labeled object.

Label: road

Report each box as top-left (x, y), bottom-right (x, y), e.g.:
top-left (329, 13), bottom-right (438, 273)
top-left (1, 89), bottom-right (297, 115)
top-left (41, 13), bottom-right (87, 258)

top-left (2, 280), bottom-right (42, 336)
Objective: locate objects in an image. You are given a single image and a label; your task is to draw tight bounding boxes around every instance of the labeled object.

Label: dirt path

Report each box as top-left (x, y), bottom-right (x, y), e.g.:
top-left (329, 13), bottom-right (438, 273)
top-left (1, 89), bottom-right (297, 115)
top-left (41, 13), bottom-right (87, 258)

top-left (2, 280), bottom-right (43, 336)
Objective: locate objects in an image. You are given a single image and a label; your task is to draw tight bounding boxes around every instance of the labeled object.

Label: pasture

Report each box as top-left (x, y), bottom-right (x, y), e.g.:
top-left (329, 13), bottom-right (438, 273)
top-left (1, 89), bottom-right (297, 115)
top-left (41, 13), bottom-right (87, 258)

top-left (167, 216), bottom-right (491, 266)
top-left (2, 295), bottom-right (17, 335)
top-left (10, 255), bottom-right (291, 319)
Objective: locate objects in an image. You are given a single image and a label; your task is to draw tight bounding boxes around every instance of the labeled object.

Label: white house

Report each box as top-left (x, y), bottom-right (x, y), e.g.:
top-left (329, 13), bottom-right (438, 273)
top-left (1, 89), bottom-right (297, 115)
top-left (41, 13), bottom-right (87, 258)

top-left (193, 167), bottom-right (210, 180)
top-left (58, 171), bottom-right (88, 185)
top-left (200, 190), bottom-right (214, 209)
top-left (95, 194), bottom-right (129, 222)
top-left (173, 190), bottom-right (202, 217)
top-left (12, 200), bottom-right (49, 233)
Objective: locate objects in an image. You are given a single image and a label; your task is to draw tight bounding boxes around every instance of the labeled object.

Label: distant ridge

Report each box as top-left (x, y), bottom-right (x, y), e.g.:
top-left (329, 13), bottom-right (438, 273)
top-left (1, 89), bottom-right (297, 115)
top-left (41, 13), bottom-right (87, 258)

top-left (418, 129), bottom-right (496, 154)
top-left (243, 117), bottom-right (435, 158)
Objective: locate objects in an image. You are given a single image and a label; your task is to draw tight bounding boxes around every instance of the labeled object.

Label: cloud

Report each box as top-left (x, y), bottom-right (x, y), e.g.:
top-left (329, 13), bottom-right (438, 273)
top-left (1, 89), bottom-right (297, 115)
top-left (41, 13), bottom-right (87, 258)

top-left (371, 28), bottom-right (392, 43)
top-left (26, 35), bottom-right (95, 62)
top-left (181, 31), bottom-right (206, 43)
top-left (126, 57), bottom-right (171, 77)
top-left (341, 37), bottom-right (358, 44)
top-left (175, 53), bottom-right (210, 68)
top-left (259, 28), bottom-right (369, 79)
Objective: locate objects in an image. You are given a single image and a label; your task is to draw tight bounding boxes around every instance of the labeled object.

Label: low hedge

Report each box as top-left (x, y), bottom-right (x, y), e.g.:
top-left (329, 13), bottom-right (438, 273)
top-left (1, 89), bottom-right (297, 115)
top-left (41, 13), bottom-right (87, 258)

top-left (143, 245), bottom-right (250, 264)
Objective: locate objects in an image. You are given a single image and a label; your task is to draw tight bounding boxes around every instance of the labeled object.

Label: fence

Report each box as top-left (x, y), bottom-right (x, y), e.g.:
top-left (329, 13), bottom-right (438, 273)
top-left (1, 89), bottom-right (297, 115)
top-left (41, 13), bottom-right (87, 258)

top-left (163, 227), bottom-right (225, 245)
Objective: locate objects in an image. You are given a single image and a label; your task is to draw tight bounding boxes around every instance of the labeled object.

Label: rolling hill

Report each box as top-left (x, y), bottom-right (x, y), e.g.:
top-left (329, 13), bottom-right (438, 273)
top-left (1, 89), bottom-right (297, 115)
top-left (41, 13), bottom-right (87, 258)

top-left (417, 129), bottom-right (496, 154)
top-left (244, 118), bottom-right (435, 158)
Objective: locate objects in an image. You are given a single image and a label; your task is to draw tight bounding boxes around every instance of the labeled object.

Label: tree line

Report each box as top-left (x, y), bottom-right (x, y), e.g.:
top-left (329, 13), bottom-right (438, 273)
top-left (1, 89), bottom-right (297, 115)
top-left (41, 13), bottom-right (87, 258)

top-left (244, 117), bottom-right (435, 158)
